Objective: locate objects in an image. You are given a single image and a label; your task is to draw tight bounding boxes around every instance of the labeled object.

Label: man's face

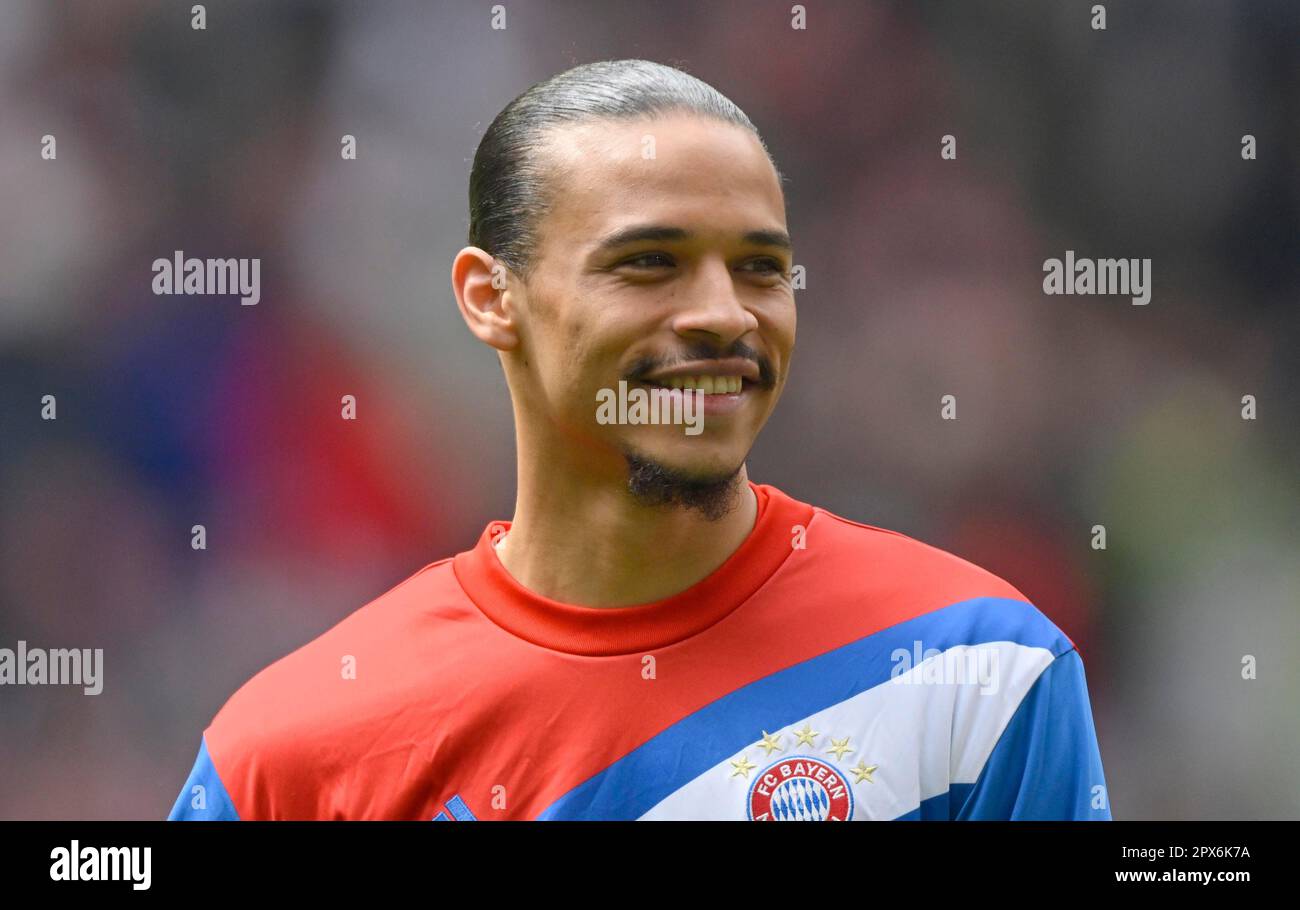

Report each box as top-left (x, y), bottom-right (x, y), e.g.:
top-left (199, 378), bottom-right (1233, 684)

top-left (509, 111), bottom-right (795, 492)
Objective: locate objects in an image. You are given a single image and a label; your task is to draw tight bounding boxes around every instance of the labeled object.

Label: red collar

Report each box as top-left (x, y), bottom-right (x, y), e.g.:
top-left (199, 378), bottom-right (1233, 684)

top-left (452, 481), bottom-right (813, 656)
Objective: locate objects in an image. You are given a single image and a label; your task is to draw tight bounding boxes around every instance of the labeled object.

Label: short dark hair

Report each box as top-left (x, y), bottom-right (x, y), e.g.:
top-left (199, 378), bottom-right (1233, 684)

top-left (467, 58), bottom-right (783, 283)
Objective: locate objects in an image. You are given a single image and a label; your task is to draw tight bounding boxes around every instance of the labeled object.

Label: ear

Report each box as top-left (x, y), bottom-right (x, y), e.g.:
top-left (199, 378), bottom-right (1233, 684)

top-left (451, 247), bottom-right (520, 351)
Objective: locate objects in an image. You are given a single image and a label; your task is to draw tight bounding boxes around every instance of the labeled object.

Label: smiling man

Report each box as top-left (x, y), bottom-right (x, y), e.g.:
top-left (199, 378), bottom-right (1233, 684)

top-left (169, 59), bottom-right (1110, 821)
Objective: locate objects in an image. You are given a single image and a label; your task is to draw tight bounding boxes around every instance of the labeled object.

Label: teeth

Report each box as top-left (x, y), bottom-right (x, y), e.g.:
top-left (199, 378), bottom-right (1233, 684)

top-left (655, 375), bottom-right (743, 393)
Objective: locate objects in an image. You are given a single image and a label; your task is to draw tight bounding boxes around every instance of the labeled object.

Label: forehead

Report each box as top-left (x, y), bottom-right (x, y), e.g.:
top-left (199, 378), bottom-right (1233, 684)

top-left (533, 112), bottom-right (787, 251)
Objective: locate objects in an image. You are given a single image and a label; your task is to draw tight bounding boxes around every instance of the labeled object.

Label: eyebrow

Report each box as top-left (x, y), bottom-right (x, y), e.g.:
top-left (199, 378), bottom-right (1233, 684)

top-left (592, 224), bottom-right (792, 254)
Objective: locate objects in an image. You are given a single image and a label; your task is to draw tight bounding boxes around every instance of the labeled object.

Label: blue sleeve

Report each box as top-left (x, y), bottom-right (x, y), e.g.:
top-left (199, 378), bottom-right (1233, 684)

top-left (168, 736), bottom-right (242, 820)
top-left (955, 647), bottom-right (1111, 820)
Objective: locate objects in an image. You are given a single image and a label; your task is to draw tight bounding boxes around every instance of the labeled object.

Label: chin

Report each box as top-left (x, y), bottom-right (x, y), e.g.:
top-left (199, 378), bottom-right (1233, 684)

top-left (621, 436), bottom-right (748, 483)
top-left (620, 443), bottom-right (748, 520)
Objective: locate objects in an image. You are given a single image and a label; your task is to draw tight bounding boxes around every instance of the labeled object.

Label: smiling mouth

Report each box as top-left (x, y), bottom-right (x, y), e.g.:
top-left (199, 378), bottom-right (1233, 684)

top-left (634, 375), bottom-right (754, 395)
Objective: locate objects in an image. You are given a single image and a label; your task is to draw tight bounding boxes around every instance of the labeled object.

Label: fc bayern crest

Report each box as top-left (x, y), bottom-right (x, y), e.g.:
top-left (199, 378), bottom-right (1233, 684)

top-left (747, 755), bottom-right (854, 821)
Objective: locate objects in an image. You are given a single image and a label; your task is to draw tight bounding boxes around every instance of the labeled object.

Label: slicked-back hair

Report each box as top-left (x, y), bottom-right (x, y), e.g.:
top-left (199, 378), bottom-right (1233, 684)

top-left (467, 58), bottom-right (784, 284)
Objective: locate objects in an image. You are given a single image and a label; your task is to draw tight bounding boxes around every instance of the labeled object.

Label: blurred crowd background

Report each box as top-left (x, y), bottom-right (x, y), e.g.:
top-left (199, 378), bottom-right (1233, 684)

top-left (1, 0), bottom-right (1296, 819)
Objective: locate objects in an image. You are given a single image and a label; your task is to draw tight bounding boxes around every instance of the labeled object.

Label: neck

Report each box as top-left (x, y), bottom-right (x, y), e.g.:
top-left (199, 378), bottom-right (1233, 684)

top-left (495, 456), bottom-right (759, 608)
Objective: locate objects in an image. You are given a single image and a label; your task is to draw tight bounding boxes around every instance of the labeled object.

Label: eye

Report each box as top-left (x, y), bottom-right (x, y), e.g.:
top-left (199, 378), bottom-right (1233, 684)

top-left (619, 252), bottom-right (675, 269)
top-left (740, 257), bottom-right (788, 276)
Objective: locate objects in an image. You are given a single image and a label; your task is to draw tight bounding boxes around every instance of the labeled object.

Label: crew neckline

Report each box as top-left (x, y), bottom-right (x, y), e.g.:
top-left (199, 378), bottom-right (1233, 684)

top-left (452, 481), bottom-right (813, 656)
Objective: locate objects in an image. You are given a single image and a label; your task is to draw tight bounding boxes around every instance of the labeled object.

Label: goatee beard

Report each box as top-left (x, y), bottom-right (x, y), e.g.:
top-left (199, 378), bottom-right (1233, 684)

top-left (622, 451), bottom-right (745, 521)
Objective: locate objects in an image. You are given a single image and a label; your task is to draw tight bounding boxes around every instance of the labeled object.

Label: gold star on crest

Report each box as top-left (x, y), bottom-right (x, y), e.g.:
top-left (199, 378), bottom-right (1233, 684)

top-left (756, 730), bottom-right (784, 755)
top-left (826, 737), bottom-right (854, 761)
top-left (850, 761), bottom-right (878, 784)
top-left (730, 754), bottom-right (758, 779)
top-left (793, 723), bottom-right (819, 746)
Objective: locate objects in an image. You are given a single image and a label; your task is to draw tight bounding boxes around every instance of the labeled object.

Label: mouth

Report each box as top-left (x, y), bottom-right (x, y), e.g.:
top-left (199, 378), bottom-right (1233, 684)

top-left (635, 375), bottom-right (754, 395)
top-left (622, 374), bottom-right (759, 421)
top-left (637, 356), bottom-right (764, 392)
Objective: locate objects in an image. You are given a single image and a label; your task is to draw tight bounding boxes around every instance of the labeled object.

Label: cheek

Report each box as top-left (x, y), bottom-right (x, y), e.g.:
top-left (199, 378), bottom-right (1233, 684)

top-left (763, 297), bottom-right (797, 358)
top-left (525, 292), bottom-right (592, 380)
top-left (558, 296), bottom-right (636, 375)
top-left (545, 318), bottom-right (617, 408)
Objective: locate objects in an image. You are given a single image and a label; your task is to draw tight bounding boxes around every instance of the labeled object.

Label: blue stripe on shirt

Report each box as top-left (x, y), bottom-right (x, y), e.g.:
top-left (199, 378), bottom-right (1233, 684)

top-left (168, 735), bottom-right (241, 820)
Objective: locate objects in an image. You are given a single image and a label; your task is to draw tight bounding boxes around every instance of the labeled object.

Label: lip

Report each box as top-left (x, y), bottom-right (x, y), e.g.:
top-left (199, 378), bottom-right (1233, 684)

top-left (640, 357), bottom-right (762, 384)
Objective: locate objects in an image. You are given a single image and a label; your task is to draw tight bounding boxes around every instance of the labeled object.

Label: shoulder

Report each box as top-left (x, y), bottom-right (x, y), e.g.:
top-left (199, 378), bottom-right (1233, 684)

top-left (200, 557), bottom-right (469, 817)
top-left (808, 502), bottom-right (1028, 599)
top-left (796, 497), bottom-right (1071, 649)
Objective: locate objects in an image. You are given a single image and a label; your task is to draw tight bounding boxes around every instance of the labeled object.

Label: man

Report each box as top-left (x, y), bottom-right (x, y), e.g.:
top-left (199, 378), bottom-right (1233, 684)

top-left (170, 59), bottom-right (1110, 821)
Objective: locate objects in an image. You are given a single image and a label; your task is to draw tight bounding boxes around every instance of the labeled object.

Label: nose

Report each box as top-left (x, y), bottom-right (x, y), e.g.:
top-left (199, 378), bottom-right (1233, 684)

top-left (669, 256), bottom-right (760, 346)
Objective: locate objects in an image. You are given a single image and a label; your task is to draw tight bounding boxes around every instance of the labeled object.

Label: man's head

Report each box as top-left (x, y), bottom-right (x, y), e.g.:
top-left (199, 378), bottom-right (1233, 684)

top-left (452, 59), bottom-right (795, 519)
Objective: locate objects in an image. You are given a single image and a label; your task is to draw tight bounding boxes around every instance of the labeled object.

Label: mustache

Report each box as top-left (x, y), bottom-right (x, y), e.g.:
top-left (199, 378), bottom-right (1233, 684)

top-left (623, 340), bottom-right (777, 388)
